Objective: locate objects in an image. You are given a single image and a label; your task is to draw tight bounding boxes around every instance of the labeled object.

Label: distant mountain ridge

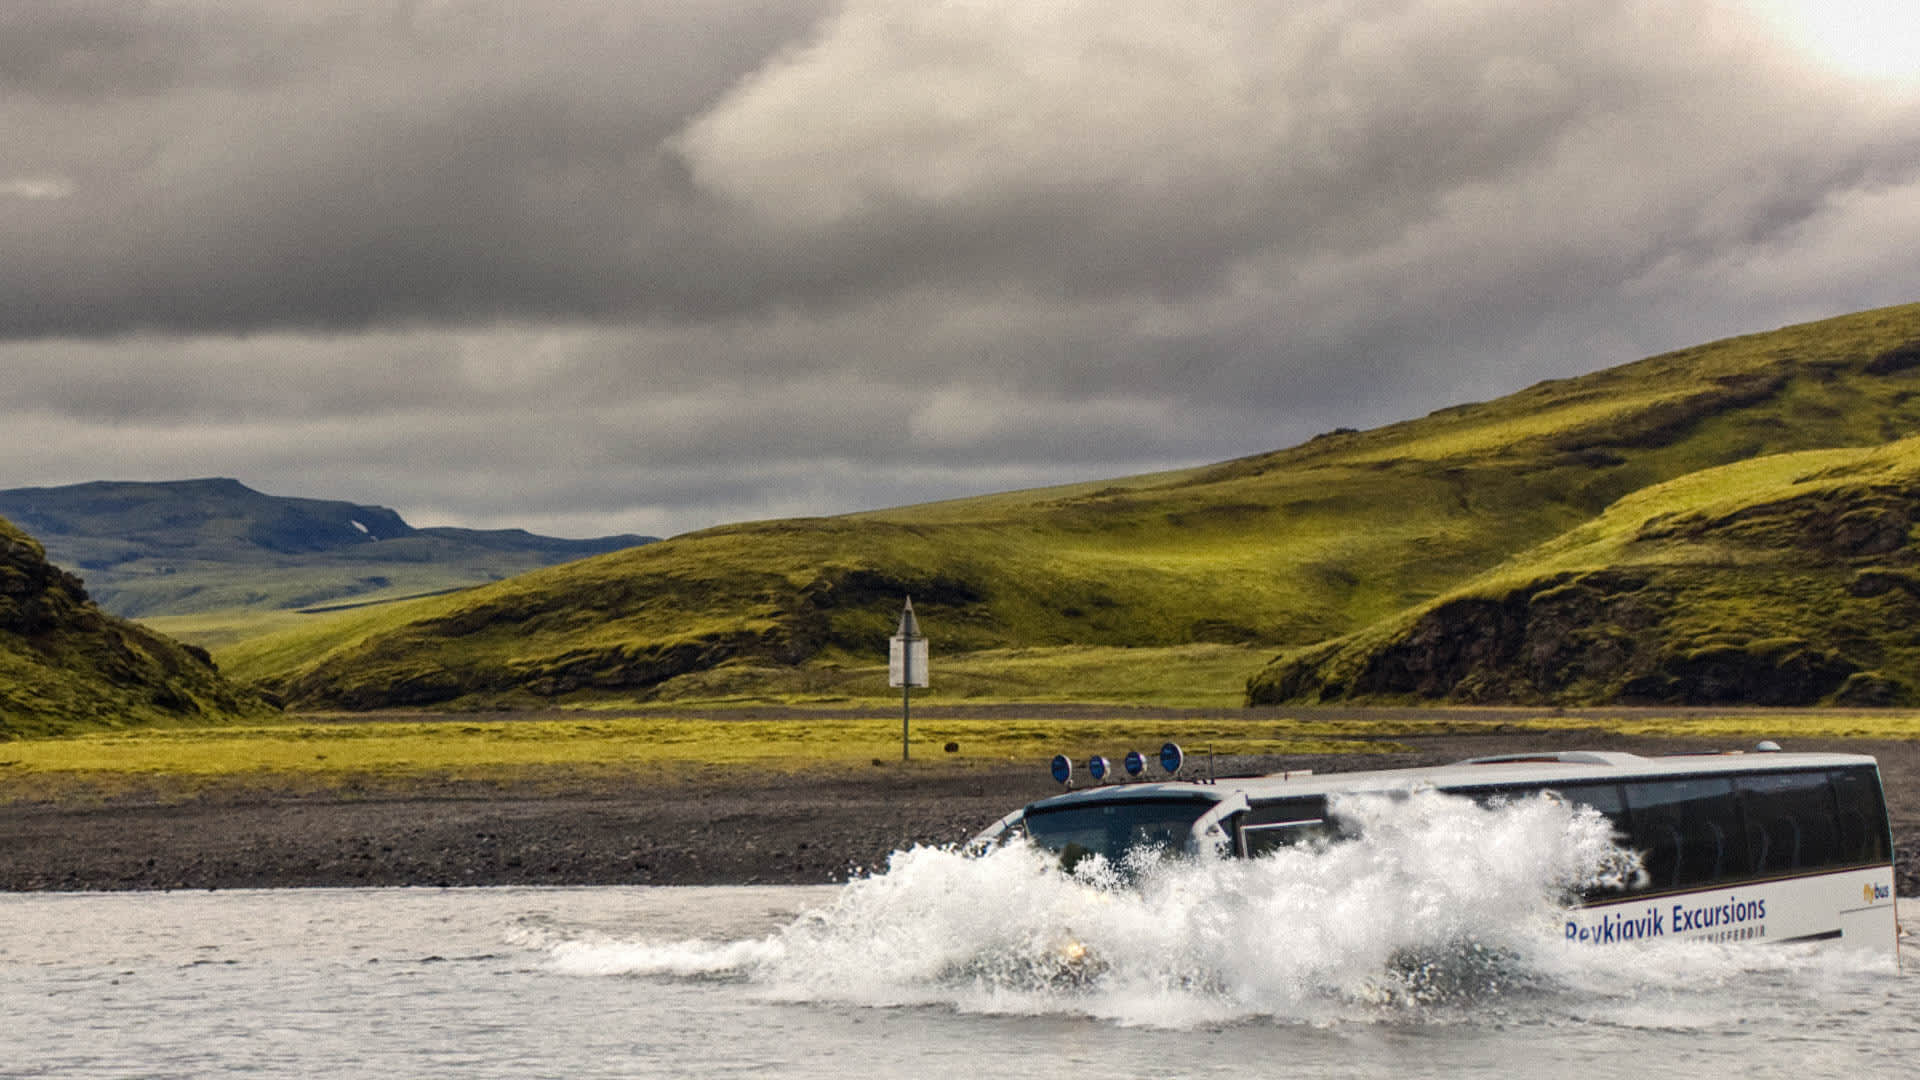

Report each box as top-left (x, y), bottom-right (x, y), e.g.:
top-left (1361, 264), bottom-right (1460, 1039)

top-left (0, 479), bottom-right (655, 619)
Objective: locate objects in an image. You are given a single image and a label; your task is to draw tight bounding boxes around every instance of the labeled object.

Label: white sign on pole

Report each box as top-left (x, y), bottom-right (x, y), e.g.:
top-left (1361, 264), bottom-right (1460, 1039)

top-left (891, 596), bottom-right (928, 761)
top-left (889, 636), bottom-right (929, 688)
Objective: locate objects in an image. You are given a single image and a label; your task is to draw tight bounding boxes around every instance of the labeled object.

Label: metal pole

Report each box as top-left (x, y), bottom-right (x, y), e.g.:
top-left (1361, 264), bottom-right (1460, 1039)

top-left (893, 595), bottom-right (922, 762)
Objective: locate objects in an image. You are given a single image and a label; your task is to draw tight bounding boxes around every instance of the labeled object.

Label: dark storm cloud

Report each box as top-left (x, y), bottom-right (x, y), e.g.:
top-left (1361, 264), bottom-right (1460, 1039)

top-left (4, 1), bottom-right (1919, 536)
top-left (0, 0), bottom-right (830, 335)
top-left (0, 1), bottom-right (277, 99)
top-left (6, 0), bottom-right (1907, 342)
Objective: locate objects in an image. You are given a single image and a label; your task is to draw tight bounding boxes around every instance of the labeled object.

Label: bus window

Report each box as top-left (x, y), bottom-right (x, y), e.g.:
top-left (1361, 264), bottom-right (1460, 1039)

top-left (1624, 777), bottom-right (1747, 890)
top-left (1239, 797), bottom-right (1334, 857)
top-left (1554, 782), bottom-right (1629, 834)
top-left (1830, 766), bottom-right (1892, 865)
top-left (1737, 770), bottom-right (1838, 874)
top-left (1243, 819), bottom-right (1339, 856)
top-left (1552, 782), bottom-right (1633, 899)
top-left (1024, 798), bottom-right (1215, 869)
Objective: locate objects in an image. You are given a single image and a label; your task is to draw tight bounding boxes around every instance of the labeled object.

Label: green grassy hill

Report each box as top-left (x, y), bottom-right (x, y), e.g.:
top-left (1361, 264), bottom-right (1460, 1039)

top-left (1248, 435), bottom-right (1920, 706)
top-left (0, 479), bottom-right (654, 638)
top-left (226, 302), bottom-right (1920, 711)
top-left (1, 516), bottom-right (273, 738)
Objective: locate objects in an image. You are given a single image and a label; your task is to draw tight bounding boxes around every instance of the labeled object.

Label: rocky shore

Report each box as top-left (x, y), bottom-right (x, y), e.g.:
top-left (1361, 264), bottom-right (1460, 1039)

top-left (3, 730), bottom-right (1916, 895)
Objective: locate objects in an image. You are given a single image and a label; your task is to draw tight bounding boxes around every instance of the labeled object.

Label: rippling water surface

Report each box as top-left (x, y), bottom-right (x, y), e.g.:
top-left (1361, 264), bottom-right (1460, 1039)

top-left (5, 794), bottom-right (1917, 1078)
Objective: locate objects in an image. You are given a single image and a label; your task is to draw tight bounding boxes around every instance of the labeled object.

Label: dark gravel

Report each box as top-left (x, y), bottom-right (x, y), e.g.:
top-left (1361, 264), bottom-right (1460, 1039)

top-left (2, 728), bottom-right (1915, 895)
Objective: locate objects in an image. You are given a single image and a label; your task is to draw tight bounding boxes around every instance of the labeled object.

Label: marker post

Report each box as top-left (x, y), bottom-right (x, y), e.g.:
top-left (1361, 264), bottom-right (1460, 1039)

top-left (888, 598), bottom-right (929, 761)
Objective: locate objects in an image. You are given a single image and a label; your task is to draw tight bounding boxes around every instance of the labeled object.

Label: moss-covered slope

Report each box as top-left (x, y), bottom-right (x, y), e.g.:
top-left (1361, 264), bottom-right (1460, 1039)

top-left (1248, 436), bottom-right (1920, 706)
top-left (234, 302), bottom-right (1920, 710)
top-left (1, 517), bottom-right (272, 738)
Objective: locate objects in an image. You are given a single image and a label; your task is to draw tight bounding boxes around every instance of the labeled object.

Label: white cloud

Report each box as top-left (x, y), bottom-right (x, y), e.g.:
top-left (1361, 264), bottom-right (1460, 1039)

top-left (1749, 0), bottom-right (1920, 88)
top-left (0, 176), bottom-right (72, 200)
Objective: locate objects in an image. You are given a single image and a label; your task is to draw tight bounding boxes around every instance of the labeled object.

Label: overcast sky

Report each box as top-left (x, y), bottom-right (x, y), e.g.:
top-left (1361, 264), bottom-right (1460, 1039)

top-left (5, 1), bottom-right (1919, 538)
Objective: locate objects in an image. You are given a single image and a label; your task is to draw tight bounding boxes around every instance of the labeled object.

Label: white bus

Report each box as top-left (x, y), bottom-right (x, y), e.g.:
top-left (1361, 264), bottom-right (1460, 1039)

top-left (974, 748), bottom-right (1898, 954)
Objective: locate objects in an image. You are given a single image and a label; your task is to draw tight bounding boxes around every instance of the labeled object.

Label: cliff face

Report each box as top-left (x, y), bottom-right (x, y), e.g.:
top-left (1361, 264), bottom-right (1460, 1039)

top-left (1252, 570), bottom-right (1871, 708)
top-left (1, 517), bottom-right (271, 738)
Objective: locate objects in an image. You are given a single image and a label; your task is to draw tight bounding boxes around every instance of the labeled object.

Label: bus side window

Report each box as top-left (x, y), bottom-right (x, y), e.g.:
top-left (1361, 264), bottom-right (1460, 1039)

top-left (1556, 782), bottom-right (1629, 835)
top-left (1623, 777), bottom-right (1747, 890)
top-left (1243, 819), bottom-right (1333, 856)
top-left (1737, 771), bottom-right (1839, 874)
top-left (1239, 797), bottom-right (1332, 857)
top-left (1548, 782), bottom-right (1633, 897)
top-left (1831, 766), bottom-right (1892, 865)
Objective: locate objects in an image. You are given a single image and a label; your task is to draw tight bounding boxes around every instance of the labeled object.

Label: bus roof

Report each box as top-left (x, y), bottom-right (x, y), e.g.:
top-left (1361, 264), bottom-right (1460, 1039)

top-left (1025, 749), bottom-right (1881, 813)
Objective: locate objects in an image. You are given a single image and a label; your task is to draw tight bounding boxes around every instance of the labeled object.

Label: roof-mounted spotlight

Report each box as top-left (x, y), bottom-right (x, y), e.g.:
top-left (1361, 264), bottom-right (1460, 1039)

top-left (1050, 754), bottom-right (1074, 786)
top-left (1089, 755), bottom-right (1111, 783)
top-left (1123, 750), bottom-right (1146, 777)
top-left (1160, 741), bottom-right (1185, 776)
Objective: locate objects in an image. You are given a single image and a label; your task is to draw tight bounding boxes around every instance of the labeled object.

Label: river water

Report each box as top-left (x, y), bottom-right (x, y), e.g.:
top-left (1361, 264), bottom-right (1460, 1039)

top-left (5, 794), bottom-right (1918, 1078)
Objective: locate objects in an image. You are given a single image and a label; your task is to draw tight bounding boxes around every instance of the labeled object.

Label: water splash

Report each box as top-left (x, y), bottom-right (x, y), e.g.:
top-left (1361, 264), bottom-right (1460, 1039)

top-left (549, 790), bottom-right (1882, 1027)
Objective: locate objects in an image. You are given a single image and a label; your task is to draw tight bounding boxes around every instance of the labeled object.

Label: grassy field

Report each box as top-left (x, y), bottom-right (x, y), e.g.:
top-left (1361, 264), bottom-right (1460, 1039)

top-left (524, 643), bottom-right (1268, 709)
top-left (206, 302), bottom-right (1920, 712)
top-left (86, 559), bottom-right (495, 622)
top-left (7, 707), bottom-right (1920, 806)
top-left (0, 710), bottom-right (1405, 800)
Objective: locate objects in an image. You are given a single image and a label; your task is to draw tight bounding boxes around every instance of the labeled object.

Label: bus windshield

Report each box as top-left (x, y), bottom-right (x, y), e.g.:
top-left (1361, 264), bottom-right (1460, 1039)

top-left (1023, 798), bottom-right (1215, 869)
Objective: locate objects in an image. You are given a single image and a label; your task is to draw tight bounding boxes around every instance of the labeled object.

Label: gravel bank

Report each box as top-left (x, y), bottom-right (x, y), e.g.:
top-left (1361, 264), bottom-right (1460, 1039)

top-left (3, 729), bottom-right (1915, 894)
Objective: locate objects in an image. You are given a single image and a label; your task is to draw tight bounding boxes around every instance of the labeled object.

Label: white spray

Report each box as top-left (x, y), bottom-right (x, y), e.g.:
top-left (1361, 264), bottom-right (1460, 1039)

top-left (548, 790), bottom-right (1854, 1026)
